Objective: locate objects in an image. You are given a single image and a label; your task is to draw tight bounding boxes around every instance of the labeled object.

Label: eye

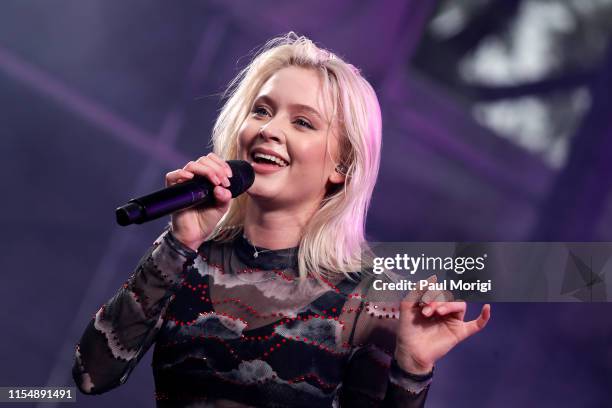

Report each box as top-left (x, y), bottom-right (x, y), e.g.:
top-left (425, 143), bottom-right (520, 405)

top-left (294, 118), bottom-right (315, 130)
top-left (252, 106), bottom-right (270, 117)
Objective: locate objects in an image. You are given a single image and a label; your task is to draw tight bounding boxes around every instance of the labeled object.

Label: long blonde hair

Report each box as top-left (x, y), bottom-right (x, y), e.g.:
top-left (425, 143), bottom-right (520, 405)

top-left (209, 32), bottom-right (382, 282)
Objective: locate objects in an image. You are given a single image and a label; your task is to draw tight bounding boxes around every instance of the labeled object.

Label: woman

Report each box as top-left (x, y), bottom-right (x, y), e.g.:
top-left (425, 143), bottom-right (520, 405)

top-left (73, 33), bottom-right (491, 407)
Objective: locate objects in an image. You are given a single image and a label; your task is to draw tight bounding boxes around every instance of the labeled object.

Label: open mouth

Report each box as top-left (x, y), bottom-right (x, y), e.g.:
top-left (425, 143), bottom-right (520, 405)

top-left (251, 152), bottom-right (289, 167)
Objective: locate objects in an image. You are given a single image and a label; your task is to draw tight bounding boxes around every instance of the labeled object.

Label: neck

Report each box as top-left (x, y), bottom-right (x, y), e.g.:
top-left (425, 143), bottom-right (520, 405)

top-left (243, 198), bottom-right (318, 250)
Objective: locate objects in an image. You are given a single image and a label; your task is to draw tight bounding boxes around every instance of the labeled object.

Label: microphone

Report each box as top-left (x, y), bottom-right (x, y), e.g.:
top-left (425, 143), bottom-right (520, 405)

top-left (115, 160), bottom-right (254, 226)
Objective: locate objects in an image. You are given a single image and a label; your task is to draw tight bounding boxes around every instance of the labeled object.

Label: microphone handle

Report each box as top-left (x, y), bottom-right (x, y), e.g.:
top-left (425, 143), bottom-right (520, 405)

top-left (116, 177), bottom-right (213, 226)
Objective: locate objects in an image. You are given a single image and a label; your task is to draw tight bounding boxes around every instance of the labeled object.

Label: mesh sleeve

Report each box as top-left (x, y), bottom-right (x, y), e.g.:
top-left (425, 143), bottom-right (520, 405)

top-left (72, 228), bottom-right (196, 394)
top-left (337, 274), bottom-right (432, 407)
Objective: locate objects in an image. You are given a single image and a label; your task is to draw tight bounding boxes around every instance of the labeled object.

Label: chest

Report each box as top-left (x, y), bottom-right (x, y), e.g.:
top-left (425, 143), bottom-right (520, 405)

top-left (151, 248), bottom-right (361, 406)
top-left (156, 268), bottom-right (352, 365)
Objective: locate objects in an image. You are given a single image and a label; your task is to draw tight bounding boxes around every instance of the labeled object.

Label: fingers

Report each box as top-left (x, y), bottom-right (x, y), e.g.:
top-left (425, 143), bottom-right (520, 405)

top-left (419, 289), bottom-right (453, 317)
top-left (166, 153), bottom-right (232, 206)
top-left (462, 304), bottom-right (491, 340)
top-left (421, 289), bottom-right (454, 304)
top-left (401, 275), bottom-right (437, 309)
top-left (213, 185), bottom-right (232, 204)
top-left (424, 301), bottom-right (467, 321)
top-left (177, 153), bottom-right (230, 187)
top-left (186, 160), bottom-right (229, 187)
top-left (166, 153), bottom-right (233, 197)
top-left (165, 169), bottom-right (195, 187)
top-left (204, 152), bottom-right (232, 178)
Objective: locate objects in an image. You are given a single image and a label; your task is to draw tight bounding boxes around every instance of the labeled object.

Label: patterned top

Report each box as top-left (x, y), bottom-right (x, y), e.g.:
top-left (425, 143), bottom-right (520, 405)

top-left (72, 227), bottom-right (433, 407)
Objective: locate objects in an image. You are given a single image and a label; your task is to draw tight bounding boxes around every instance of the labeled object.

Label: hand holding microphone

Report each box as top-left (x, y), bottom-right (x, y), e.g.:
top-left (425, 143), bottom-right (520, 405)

top-left (116, 153), bottom-right (254, 251)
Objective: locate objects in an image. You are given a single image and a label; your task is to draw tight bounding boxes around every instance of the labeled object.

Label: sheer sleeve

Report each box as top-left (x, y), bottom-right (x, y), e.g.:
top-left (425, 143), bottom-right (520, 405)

top-left (72, 227), bottom-right (195, 394)
top-left (338, 274), bottom-right (432, 407)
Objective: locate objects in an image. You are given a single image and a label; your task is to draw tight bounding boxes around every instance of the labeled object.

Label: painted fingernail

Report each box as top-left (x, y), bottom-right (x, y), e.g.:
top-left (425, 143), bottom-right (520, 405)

top-left (422, 306), bottom-right (432, 316)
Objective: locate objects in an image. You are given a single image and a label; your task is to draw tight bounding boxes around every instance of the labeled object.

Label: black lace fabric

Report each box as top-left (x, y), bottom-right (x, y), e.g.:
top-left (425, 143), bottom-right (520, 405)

top-left (72, 227), bottom-right (432, 407)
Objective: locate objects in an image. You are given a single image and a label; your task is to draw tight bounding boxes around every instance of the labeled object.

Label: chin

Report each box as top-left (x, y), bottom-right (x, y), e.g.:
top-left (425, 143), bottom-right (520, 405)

top-left (246, 183), bottom-right (283, 202)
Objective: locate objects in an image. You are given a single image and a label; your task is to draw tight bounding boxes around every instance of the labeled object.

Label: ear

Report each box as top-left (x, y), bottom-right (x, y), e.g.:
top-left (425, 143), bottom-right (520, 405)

top-left (328, 164), bottom-right (346, 185)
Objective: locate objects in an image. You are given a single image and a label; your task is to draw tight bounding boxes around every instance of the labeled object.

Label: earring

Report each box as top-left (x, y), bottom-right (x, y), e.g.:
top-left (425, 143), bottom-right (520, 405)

top-left (335, 164), bottom-right (348, 175)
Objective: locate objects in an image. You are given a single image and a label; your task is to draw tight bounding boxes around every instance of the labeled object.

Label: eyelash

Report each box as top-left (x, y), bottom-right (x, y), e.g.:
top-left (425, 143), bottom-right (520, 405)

top-left (252, 106), bottom-right (315, 130)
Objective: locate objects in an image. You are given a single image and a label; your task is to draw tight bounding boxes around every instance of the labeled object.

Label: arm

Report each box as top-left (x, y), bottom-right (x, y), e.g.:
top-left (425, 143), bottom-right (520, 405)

top-left (339, 343), bottom-right (432, 407)
top-left (339, 274), bottom-right (492, 406)
top-left (338, 276), bottom-right (432, 407)
top-left (72, 227), bottom-right (196, 394)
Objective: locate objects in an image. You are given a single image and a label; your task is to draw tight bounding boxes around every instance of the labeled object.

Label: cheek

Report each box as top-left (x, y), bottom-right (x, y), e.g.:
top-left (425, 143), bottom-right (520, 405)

top-left (291, 138), bottom-right (330, 166)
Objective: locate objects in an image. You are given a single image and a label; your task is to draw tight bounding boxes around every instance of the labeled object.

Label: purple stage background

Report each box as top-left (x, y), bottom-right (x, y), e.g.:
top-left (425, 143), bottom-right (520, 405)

top-left (1, 1), bottom-right (611, 406)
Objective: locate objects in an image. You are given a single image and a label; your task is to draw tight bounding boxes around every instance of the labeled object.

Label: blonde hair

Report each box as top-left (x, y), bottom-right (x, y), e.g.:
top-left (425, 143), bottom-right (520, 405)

top-left (209, 32), bottom-right (382, 282)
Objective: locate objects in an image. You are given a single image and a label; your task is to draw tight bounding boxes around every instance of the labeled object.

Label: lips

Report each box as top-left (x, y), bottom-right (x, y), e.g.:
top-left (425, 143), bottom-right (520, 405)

top-left (250, 147), bottom-right (290, 167)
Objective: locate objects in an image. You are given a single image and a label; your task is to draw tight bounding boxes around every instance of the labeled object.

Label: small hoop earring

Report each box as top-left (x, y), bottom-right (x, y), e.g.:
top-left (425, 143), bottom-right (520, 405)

top-left (335, 164), bottom-right (348, 175)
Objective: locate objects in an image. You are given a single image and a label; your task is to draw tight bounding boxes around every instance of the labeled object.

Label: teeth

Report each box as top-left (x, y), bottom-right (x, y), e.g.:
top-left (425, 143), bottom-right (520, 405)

top-left (253, 153), bottom-right (288, 167)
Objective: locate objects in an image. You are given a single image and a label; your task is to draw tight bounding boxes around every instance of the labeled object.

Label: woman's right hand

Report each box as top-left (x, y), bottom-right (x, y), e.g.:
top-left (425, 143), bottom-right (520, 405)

top-left (165, 153), bottom-right (234, 251)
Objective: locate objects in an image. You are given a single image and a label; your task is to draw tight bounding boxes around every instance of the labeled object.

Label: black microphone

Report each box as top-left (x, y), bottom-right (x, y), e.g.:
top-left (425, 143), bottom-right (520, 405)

top-left (116, 160), bottom-right (254, 226)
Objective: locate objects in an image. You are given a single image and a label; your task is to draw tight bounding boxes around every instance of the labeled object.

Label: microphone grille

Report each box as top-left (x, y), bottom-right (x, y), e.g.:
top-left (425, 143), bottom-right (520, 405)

top-left (227, 160), bottom-right (255, 197)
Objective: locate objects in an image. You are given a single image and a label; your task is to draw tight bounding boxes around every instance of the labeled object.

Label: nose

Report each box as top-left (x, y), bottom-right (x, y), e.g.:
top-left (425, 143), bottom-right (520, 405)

top-left (258, 121), bottom-right (285, 143)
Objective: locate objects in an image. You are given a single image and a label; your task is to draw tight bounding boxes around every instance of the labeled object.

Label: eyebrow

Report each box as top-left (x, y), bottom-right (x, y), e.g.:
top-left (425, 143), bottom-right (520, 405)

top-left (253, 95), bottom-right (324, 121)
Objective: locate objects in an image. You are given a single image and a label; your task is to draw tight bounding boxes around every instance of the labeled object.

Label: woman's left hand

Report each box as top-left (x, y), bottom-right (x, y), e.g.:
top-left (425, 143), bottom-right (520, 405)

top-left (394, 275), bottom-right (491, 374)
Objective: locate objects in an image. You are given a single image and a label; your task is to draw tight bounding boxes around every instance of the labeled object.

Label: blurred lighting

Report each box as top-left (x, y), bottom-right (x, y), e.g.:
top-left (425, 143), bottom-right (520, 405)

top-left (429, 4), bottom-right (467, 39)
top-left (460, 0), bottom-right (576, 86)
top-left (473, 87), bottom-right (591, 168)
